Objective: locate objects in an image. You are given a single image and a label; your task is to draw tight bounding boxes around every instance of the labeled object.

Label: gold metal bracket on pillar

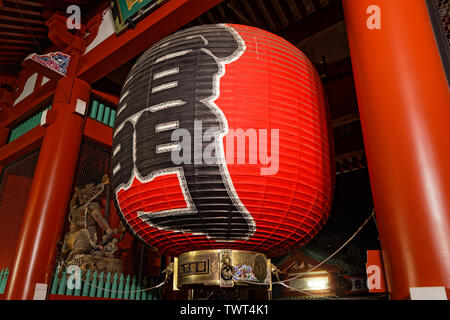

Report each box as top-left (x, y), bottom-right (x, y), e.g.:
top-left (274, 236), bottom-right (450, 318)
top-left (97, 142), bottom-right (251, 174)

top-left (173, 250), bottom-right (271, 291)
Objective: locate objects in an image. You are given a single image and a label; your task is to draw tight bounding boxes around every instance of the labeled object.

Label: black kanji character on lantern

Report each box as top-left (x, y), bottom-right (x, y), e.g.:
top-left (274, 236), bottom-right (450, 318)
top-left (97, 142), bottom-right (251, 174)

top-left (112, 25), bottom-right (255, 240)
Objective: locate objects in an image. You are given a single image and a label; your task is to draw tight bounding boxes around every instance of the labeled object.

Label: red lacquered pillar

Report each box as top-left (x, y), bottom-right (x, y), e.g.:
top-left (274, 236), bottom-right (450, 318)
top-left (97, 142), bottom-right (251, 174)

top-left (343, 0), bottom-right (450, 299)
top-left (5, 77), bottom-right (90, 300)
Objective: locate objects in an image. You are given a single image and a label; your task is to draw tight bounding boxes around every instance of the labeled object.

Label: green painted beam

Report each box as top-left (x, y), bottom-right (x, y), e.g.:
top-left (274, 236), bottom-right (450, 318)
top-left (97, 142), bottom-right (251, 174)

top-left (109, 109), bottom-right (116, 127)
top-left (102, 106), bottom-right (111, 125)
top-left (82, 270), bottom-right (91, 297)
top-left (96, 103), bottom-right (105, 122)
top-left (89, 270), bottom-right (98, 297)
top-left (57, 269), bottom-right (67, 295)
top-left (117, 274), bottom-right (124, 299)
top-left (96, 272), bottom-right (104, 298)
top-left (0, 268), bottom-right (7, 294)
top-left (104, 273), bottom-right (112, 299)
top-left (90, 100), bottom-right (99, 119)
top-left (111, 273), bottom-right (118, 299)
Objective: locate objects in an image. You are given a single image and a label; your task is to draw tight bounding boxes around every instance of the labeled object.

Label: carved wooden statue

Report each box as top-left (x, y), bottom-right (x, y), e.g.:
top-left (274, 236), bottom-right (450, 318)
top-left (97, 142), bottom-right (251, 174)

top-left (59, 175), bottom-right (124, 274)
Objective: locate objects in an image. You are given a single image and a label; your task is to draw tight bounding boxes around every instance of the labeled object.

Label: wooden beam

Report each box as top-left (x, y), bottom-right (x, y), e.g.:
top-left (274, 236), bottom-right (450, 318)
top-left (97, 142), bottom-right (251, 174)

top-left (335, 150), bottom-right (365, 161)
top-left (0, 13), bottom-right (44, 24)
top-left (280, 0), bottom-right (344, 45)
top-left (41, 0), bottom-right (89, 4)
top-left (4, 81), bottom-right (55, 127)
top-left (254, 0), bottom-right (278, 31)
top-left (196, 15), bottom-right (206, 25)
top-left (0, 30), bottom-right (46, 38)
top-left (0, 44), bottom-right (33, 50)
top-left (227, 0), bottom-right (254, 26)
top-left (0, 126), bottom-right (44, 166)
top-left (334, 126), bottom-right (365, 156)
top-left (78, 0), bottom-right (223, 84)
top-left (215, 3), bottom-right (227, 21)
top-left (91, 89), bottom-right (119, 107)
top-left (331, 113), bottom-right (360, 128)
top-left (0, 57), bottom-right (18, 61)
top-left (311, 0), bottom-right (323, 11)
top-left (0, 50), bottom-right (27, 54)
top-left (295, 0), bottom-right (309, 17)
top-left (83, 118), bottom-right (112, 149)
top-left (0, 22), bottom-right (46, 32)
top-left (285, 0), bottom-right (303, 19)
top-left (240, 0), bottom-right (266, 27)
top-left (301, 0), bottom-right (316, 14)
top-left (1, 37), bottom-right (35, 44)
top-left (335, 149), bottom-right (367, 174)
top-left (205, 10), bottom-right (216, 24)
top-left (0, 52), bottom-right (24, 58)
top-left (4, 0), bottom-right (45, 7)
top-left (0, 72), bottom-right (16, 79)
top-left (0, 5), bottom-right (43, 16)
top-left (270, 0), bottom-right (290, 27)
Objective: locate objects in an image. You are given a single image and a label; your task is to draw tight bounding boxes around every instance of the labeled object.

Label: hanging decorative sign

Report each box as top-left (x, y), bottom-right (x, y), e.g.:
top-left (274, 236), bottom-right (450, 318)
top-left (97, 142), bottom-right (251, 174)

top-left (111, 0), bottom-right (166, 34)
top-left (111, 24), bottom-right (334, 257)
top-left (22, 52), bottom-right (70, 80)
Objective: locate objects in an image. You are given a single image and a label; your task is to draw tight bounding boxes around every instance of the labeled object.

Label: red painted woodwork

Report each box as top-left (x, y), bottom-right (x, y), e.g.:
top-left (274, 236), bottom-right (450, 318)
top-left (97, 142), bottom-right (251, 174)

top-left (343, 0), bottom-right (450, 299)
top-left (0, 126), bottom-right (45, 166)
top-left (45, 14), bottom-right (78, 51)
top-left (5, 77), bottom-right (90, 300)
top-left (77, 0), bottom-right (223, 83)
top-left (0, 175), bottom-right (33, 269)
top-left (91, 89), bottom-right (119, 106)
top-left (0, 126), bottom-right (9, 147)
top-left (83, 117), bottom-right (113, 148)
top-left (4, 82), bottom-right (55, 129)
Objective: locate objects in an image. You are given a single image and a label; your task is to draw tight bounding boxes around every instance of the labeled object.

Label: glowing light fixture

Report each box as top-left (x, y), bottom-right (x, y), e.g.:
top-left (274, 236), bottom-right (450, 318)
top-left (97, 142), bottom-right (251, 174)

top-left (306, 277), bottom-right (330, 291)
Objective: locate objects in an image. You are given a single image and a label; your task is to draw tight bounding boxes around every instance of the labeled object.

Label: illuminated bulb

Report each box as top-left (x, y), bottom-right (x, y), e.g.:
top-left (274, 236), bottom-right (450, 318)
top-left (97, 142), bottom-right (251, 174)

top-left (306, 277), bottom-right (329, 290)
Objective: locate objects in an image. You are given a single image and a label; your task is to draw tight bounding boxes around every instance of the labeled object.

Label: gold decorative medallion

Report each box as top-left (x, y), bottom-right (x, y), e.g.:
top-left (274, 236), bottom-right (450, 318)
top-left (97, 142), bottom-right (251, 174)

top-left (173, 249), bottom-right (271, 289)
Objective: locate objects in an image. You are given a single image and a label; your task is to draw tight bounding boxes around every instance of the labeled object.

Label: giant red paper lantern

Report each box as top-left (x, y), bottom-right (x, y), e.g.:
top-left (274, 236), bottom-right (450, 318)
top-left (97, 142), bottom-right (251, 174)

top-left (111, 24), bottom-right (334, 257)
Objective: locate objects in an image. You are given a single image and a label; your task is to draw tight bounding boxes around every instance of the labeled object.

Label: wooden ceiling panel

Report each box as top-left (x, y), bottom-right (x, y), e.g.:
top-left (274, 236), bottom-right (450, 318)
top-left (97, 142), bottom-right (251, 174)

top-left (0, 0), bottom-right (50, 75)
top-left (3, 0), bottom-right (45, 8)
top-left (0, 5), bottom-right (43, 16)
top-left (254, 0), bottom-right (279, 31)
top-left (240, 0), bottom-right (266, 28)
top-left (0, 22), bottom-right (46, 32)
top-left (271, 0), bottom-right (292, 28)
top-left (0, 14), bottom-right (44, 25)
top-left (0, 30), bottom-right (46, 38)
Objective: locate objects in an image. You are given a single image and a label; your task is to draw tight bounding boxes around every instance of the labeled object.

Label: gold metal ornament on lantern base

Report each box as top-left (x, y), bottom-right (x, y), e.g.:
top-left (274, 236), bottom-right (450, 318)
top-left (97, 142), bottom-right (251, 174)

top-left (173, 250), bottom-right (272, 291)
